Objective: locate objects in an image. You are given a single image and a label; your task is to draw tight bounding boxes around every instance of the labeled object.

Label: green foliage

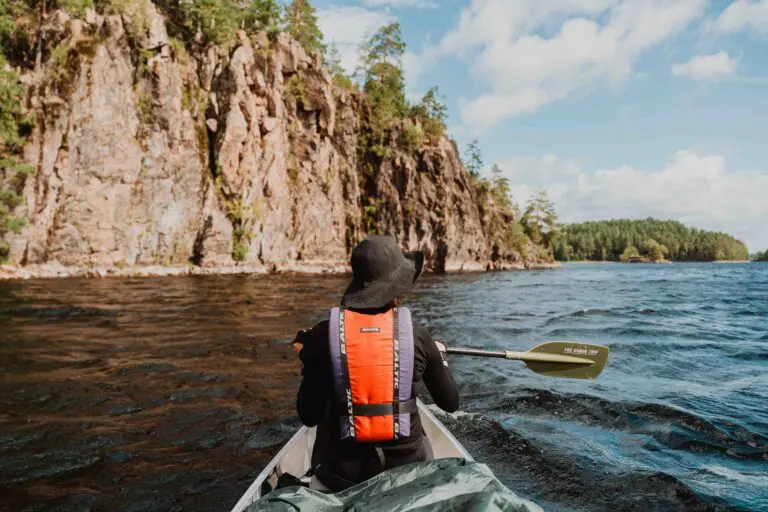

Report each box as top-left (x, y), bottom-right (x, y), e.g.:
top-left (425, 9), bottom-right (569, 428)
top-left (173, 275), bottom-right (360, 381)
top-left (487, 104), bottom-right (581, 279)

top-left (0, 0), bottom-right (34, 66)
top-left (324, 41), bottom-right (343, 74)
top-left (0, 55), bottom-right (34, 263)
top-left (358, 22), bottom-right (407, 152)
top-left (189, 0), bottom-right (240, 45)
top-left (621, 244), bottom-right (640, 261)
top-left (49, 43), bottom-right (72, 81)
top-left (333, 72), bottom-right (355, 91)
top-left (155, 0), bottom-right (280, 47)
top-left (557, 218), bottom-right (749, 262)
top-left (119, 0), bottom-right (151, 47)
top-left (0, 0), bottom-right (14, 38)
top-left (285, 72), bottom-right (308, 107)
top-left (362, 198), bottom-right (378, 234)
top-left (521, 189), bottom-right (558, 246)
top-left (225, 199), bottom-right (258, 262)
top-left (133, 48), bottom-right (154, 124)
top-left (483, 164), bottom-right (529, 256)
top-left (63, 0), bottom-right (95, 18)
top-left (751, 250), bottom-right (768, 262)
top-left (325, 41), bottom-right (355, 90)
top-left (169, 37), bottom-right (186, 58)
top-left (243, 0), bottom-right (281, 35)
top-left (284, 0), bottom-right (323, 52)
top-left (135, 85), bottom-right (153, 124)
top-left (364, 61), bottom-right (406, 124)
top-left (504, 221), bottom-right (530, 258)
top-left (398, 121), bottom-right (423, 152)
top-left (0, 61), bottom-right (33, 150)
top-left (640, 238), bottom-right (667, 262)
top-left (360, 21), bottom-right (406, 70)
top-left (490, 164), bottom-right (511, 208)
top-left (463, 139), bottom-right (483, 178)
top-left (410, 86), bottom-right (446, 142)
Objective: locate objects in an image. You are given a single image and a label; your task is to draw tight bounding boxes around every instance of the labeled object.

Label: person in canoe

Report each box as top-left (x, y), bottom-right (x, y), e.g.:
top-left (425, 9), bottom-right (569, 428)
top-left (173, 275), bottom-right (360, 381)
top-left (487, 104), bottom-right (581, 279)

top-left (292, 235), bottom-right (460, 492)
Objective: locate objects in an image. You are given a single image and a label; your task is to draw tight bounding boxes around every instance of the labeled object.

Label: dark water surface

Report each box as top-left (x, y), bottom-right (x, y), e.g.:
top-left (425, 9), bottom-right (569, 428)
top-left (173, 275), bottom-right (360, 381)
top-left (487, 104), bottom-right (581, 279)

top-left (1, 264), bottom-right (766, 512)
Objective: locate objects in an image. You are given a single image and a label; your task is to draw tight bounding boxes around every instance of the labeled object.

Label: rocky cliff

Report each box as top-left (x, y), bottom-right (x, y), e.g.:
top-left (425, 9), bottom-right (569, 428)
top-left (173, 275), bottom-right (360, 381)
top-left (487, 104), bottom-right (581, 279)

top-left (2, 2), bottom-right (552, 277)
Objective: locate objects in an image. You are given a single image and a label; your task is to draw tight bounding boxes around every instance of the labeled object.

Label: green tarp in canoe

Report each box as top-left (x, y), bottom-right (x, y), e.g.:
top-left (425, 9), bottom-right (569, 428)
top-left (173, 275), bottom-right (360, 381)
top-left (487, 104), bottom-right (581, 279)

top-left (245, 458), bottom-right (543, 512)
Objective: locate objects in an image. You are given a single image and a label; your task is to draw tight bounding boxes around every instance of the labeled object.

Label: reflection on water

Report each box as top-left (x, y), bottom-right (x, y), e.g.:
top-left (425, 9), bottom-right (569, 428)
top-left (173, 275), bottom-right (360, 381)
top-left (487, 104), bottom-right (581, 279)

top-left (1, 264), bottom-right (766, 512)
top-left (0, 275), bottom-right (349, 512)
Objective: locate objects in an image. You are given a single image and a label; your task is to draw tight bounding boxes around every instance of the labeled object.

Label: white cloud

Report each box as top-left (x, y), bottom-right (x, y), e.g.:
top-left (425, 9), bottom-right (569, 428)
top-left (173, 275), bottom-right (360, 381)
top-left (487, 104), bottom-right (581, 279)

top-left (363, 0), bottom-right (438, 8)
top-left (671, 51), bottom-right (738, 79)
top-left (709, 0), bottom-right (768, 35)
top-left (430, 0), bottom-right (706, 133)
top-left (317, 6), bottom-right (396, 73)
top-left (499, 151), bottom-right (768, 251)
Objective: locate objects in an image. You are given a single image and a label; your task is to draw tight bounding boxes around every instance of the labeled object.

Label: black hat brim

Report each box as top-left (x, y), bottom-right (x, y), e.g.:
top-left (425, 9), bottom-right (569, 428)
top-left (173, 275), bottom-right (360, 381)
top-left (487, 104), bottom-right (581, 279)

top-left (341, 250), bottom-right (424, 309)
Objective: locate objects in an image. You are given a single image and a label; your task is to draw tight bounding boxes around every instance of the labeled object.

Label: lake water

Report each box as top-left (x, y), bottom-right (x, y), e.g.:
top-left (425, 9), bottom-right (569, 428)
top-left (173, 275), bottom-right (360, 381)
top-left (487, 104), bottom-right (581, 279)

top-left (1, 263), bottom-right (765, 512)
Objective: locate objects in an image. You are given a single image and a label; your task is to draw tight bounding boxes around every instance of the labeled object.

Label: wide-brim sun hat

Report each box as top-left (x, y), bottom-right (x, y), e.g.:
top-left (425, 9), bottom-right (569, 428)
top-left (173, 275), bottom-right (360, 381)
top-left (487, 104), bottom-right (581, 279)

top-left (341, 235), bottom-right (425, 309)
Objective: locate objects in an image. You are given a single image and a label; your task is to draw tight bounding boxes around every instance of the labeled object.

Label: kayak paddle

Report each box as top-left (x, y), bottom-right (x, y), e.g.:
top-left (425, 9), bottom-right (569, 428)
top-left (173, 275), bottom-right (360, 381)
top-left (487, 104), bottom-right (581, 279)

top-left (447, 341), bottom-right (609, 379)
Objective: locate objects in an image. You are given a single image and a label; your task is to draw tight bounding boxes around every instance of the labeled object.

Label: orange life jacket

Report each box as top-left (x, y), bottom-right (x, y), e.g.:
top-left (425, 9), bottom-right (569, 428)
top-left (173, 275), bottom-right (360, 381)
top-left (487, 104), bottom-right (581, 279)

top-left (328, 306), bottom-right (416, 443)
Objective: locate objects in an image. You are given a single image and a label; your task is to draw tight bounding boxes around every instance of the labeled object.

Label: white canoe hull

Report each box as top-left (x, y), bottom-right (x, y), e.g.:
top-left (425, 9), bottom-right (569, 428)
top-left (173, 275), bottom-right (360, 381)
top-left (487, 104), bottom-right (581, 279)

top-left (231, 401), bottom-right (471, 512)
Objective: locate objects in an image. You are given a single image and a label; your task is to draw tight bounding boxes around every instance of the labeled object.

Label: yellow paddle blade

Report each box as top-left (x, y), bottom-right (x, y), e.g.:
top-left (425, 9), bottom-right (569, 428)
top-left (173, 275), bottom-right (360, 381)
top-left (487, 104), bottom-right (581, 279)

top-left (521, 341), bottom-right (610, 379)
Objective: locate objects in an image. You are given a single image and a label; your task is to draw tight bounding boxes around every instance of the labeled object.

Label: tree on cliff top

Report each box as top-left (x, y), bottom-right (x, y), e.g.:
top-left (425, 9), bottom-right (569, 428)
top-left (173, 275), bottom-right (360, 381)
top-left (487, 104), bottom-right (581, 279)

top-left (360, 22), bottom-right (407, 120)
top-left (463, 140), bottom-right (483, 178)
top-left (243, 0), bottom-right (281, 36)
top-left (522, 189), bottom-right (558, 246)
top-left (284, 0), bottom-right (323, 53)
top-left (359, 22), bottom-right (408, 152)
top-left (324, 40), bottom-right (354, 89)
top-left (410, 86), bottom-right (447, 142)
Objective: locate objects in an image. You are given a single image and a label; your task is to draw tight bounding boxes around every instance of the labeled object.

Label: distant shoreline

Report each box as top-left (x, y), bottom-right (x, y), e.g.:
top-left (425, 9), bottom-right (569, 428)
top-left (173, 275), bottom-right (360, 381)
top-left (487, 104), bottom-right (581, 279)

top-left (0, 261), bottom-right (561, 282)
top-left (561, 260), bottom-right (751, 264)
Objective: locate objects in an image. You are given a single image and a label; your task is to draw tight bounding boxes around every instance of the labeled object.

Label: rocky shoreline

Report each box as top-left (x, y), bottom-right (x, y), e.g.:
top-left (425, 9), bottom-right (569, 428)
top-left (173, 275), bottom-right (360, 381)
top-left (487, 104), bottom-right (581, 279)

top-left (0, 261), bottom-right (561, 281)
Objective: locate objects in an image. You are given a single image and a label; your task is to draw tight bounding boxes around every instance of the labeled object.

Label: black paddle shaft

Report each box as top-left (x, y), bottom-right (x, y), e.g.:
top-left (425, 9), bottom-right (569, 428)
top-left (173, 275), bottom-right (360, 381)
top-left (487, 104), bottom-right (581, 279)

top-left (446, 347), bottom-right (508, 358)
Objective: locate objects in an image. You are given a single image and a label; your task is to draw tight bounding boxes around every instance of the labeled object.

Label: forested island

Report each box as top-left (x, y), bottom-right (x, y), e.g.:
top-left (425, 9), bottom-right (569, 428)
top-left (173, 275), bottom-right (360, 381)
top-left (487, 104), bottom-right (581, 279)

top-left (552, 219), bottom-right (749, 263)
top-left (752, 251), bottom-right (768, 262)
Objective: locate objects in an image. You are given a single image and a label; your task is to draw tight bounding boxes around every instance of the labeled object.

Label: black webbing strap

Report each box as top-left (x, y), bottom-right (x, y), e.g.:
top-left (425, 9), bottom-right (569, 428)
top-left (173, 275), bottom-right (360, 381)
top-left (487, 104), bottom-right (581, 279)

top-left (340, 399), bottom-right (417, 417)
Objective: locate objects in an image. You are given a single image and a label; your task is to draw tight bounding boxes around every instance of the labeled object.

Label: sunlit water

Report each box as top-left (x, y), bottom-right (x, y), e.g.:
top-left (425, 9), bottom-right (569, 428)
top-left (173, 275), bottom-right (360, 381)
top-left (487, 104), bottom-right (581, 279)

top-left (1, 263), bottom-right (765, 512)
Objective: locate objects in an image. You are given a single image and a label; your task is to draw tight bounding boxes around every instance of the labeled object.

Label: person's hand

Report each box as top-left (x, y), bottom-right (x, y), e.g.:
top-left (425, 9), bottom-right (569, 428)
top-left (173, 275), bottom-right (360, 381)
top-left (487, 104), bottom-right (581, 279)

top-left (434, 339), bottom-right (449, 366)
top-left (293, 329), bottom-right (310, 356)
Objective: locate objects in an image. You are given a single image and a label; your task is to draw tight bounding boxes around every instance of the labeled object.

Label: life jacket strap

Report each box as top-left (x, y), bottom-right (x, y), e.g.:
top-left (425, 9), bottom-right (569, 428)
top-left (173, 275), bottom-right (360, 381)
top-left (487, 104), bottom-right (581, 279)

top-left (340, 398), bottom-right (417, 417)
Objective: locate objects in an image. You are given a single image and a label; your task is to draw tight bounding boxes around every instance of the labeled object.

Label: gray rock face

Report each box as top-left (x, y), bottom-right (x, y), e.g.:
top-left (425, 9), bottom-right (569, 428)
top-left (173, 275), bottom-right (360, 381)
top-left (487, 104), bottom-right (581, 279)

top-left (6, 5), bottom-right (534, 273)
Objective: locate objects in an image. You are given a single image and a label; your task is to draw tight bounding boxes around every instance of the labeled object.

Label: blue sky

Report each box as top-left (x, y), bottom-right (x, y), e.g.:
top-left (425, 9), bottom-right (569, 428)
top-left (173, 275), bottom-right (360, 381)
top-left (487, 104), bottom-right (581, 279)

top-left (315, 0), bottom-right (768, 251)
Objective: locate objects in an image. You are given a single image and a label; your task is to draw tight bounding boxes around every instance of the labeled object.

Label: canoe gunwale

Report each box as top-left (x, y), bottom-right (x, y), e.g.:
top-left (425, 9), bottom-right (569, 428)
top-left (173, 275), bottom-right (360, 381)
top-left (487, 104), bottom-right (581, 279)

top-left (230, 426), bottom-right (309, 512)
top-left (230, 400), bottom-right (468, 512)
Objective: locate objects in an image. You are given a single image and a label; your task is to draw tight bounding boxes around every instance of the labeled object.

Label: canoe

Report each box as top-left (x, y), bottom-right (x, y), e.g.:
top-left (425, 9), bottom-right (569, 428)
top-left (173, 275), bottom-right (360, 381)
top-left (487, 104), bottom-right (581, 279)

top-left (230, 400), bottom-right (472, 512)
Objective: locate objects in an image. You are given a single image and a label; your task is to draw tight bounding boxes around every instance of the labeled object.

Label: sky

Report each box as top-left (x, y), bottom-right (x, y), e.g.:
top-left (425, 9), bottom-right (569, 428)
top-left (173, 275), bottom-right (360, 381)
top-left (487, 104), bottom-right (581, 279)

top-left (314, 0), bottom-right (768, 252)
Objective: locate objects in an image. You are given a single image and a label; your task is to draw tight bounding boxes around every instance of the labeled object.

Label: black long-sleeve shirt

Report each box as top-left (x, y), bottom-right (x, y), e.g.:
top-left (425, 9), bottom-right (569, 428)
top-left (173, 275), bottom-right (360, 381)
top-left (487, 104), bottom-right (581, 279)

top-left (295, 308), bottom-right (459, 478)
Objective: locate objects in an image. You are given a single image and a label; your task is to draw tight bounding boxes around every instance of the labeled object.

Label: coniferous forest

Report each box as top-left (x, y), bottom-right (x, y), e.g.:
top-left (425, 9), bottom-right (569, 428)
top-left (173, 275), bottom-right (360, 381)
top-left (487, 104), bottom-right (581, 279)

top-left (552, 219), bottom-right (749, 262)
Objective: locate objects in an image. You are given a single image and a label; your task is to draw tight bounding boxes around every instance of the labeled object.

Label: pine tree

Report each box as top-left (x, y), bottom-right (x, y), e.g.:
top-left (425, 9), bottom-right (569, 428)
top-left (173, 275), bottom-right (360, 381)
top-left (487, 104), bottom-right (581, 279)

top-left (522, 189), bottom-right (558, 246)
top-left (324, 41), bottom-right (344, 75)
top-left (243, 0), bottom-right (282, 35)
top-left (360, 22), bottom-right (407, 118)
top-left (411, 86), bottom-right (447, 141)
top-left (284, 0), bottom-right (323, 53)
top-left (358, 22), bottom-right (408, 151)
top-left (463, 139), bottom-right (483, 178)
